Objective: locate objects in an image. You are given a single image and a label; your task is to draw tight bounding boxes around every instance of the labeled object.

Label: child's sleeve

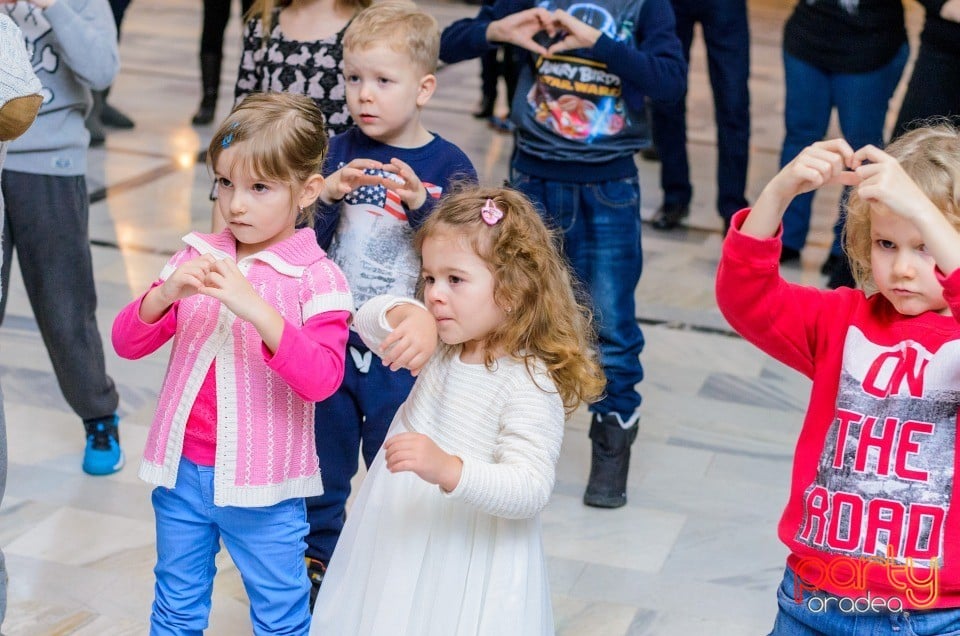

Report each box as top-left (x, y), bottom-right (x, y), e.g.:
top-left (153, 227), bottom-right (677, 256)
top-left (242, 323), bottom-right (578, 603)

top-left (42, 0), bottom-right (119, 90)
top-left (938, 267), bottom-right (960, 321)
top-left (111, 248), bottom-right (198, 360)
top-left (591, 0), bottom-right (686, 111)
top-left (354, 294), bottom-right (428, 353)
top-left (444, 377), bottom-right (564, 520)
top-left (715, 209), bottom-right (849, 378)
top-left (261, 257), bottom-right (354, 402)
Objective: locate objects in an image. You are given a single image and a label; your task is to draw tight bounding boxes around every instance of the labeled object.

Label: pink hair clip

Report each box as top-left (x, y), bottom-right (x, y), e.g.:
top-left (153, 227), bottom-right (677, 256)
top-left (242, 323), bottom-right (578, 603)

top-left (481, 198), bottom-right (503, 225)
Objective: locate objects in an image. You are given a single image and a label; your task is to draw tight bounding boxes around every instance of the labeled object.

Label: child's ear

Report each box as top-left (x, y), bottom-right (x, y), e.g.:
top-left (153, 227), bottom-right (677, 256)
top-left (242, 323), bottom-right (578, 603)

top-left (299, 174), bottom-right (325, 207)
top-left (416, 74), bottom-right (437, 108)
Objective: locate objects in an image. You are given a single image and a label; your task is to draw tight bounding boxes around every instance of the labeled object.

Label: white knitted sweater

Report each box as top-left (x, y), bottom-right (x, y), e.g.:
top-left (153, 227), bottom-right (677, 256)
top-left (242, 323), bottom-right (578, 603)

top-left (356, 295), bottom-right (565, 519)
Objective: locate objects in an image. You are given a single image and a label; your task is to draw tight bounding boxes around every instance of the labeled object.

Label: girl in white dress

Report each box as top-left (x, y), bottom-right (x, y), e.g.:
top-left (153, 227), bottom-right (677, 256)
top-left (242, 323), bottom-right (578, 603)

top-left (310, 186), bottom-right (605, 635)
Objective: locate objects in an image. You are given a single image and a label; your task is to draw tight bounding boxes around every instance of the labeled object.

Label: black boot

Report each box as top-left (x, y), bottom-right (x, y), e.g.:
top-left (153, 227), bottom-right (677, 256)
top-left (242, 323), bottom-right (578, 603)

top-left (583, 413), bottom-right (638, 508)
top-left (99, 86), bottom-right (134, 129)
top-left (192, 53), bottom-right (221, 126)
top-left (85, 89), bottom-right (106, 147)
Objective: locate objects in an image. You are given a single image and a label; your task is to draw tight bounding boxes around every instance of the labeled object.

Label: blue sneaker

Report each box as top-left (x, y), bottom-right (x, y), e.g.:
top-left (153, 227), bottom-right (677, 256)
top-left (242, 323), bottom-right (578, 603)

top-left (82, 414), bottom-right (125, 475)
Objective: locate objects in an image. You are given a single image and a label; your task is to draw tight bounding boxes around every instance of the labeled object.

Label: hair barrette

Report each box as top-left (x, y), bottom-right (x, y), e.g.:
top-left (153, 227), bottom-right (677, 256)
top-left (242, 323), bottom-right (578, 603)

top-left (221, 121), bottom-right (241, 149)
top-left (481, 198), bottom-right (503, 225)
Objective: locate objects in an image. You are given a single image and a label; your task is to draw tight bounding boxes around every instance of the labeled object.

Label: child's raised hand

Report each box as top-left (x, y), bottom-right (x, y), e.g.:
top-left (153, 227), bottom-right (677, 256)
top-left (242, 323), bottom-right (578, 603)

top-left (485, 7), bottom-right (555, 57)
top-left (850, 144), bottom-right (936, 224)
top-left (379, 303), bottom-right (438, 376)
top-left (743, 139), bottom-right (859, 238)
top-left (383, 431), bottom-right (463, 492)
top-left (381, 158), bottom-right (428, 210)
top-left (323, 159), bottom-right (385, 203)
top-left (546, 9), bottom-right (602, 55)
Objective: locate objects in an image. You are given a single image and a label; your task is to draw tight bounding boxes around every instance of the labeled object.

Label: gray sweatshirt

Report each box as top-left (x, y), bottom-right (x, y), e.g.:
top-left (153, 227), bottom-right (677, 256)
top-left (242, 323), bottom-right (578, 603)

top-left (3, 0), bottom-right (118, 176)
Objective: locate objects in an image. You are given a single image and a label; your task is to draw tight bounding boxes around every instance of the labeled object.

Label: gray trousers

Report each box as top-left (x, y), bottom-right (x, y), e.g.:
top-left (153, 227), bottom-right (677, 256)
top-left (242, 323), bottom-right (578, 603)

top-left (0, 169), bottom-right (118, 420)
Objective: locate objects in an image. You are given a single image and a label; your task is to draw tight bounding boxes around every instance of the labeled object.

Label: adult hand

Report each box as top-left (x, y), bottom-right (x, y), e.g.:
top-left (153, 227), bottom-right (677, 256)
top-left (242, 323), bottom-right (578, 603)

top-left (486, 7), bottom-right (556, 57)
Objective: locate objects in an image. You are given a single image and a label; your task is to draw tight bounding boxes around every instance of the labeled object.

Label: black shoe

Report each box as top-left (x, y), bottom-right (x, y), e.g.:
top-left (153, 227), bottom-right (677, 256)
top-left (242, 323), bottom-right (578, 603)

top-left (639, 145), bottom-right (660, 162)
top-left (306, 557), bottom-right (326, 612)
top-left (473, 95), bottom-right (495, 119)
top-left (101, 102), bottom-right (134, 129)
top-left (583, 413), bottom-right (638, 508)
top-left (826, 256), bottom-right (856, 289)
top-left (779, 247), bottom-right (801, 265)
top-left (651, 203), bottom-right (689, 230)
top-left (192, 94), bottom-right (217, 126)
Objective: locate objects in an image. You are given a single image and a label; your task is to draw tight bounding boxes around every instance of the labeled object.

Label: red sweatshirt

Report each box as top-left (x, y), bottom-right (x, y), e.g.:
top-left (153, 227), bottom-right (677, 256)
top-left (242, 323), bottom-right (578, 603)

top-left (716, 209), bottom-right (960, 610)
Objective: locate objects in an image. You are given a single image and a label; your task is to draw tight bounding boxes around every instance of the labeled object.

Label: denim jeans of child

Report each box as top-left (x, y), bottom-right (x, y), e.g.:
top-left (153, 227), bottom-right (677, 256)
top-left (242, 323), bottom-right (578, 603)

top-left (770, 567), bottom-right (960, 636)
top-left (778, 44), bottom-right (909, 256)
top-left (151, 458), bottom-right (311, 636)
top-left (512, 170), bottom-right (645, 420)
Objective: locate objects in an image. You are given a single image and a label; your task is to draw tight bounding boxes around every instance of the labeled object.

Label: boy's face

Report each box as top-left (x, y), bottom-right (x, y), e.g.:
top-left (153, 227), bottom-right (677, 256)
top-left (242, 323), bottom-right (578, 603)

top-left (869, 204), bottom-right (950, 316)
top-left (343, 43), bottom-right (436, 148)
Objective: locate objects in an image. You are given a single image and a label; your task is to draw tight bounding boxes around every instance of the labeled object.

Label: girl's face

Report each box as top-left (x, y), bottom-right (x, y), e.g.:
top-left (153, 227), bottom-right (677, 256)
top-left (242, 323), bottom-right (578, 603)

top-left (870, 204), bottom-right (949, 316)
top-left (214, 145), bottom-right (299, 258)
top-left (420, 227), bottom-right (507, 363)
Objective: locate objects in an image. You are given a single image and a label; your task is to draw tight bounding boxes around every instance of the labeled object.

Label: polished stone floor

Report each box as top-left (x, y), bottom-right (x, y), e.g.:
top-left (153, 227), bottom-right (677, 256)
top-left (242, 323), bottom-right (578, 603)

top-left (0, 0), bottom-right (924, 634)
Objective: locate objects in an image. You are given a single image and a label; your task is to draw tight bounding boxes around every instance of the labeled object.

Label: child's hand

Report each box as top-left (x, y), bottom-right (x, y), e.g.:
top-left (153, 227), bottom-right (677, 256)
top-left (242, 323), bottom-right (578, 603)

top-left (323, 159), bottom-right (385, 203)
top-left (382, 158), bottom-right (428, 210)
top-left (199, 258), bottom-right (269, 323)
top-left (742, 139), bottom-right (859, 238)
top-left (383, 432), bottom-right (463, 492)
top-left (942, 0), bottom-right (960, 22)
top-left (380, 303), bottom-right (438, 376)
top-left (486, 7), bottom-right (555, 57)
top-left (851, 144), bottom-right (939, 225)
top-left (546, 9), bottom-right (601, 55)
top-left (159, 254), bottom-right (216, 305)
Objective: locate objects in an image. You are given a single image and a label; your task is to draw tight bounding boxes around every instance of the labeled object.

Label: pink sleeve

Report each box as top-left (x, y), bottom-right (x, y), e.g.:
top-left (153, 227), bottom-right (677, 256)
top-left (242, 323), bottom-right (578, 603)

top-left (262, 310), bottom-right (351, 402)
top-left (111, 282), bottom-right (179, 360)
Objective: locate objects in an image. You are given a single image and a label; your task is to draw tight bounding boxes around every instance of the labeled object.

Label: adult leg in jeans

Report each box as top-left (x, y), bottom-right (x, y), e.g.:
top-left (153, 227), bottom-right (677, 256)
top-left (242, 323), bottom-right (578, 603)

top-left (828, 43), bottom-right (908, 260)
top-left (0, 172), bottom-right (119, 422)
top-left (702, 0), bottom-right (750, 222)
top-left (779, 52), bottom-right (833, 255)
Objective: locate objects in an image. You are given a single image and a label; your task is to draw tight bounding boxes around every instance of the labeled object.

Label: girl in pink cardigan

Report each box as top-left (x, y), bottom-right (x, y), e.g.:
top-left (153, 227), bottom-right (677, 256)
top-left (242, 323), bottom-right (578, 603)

top-left (112, 93), bottom-right (352, 634)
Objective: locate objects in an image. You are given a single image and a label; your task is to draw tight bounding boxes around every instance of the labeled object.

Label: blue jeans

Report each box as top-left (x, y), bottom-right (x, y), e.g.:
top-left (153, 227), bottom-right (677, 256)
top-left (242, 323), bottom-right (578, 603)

top-left (779, 45), bottom-right (908, 254)
top-left (512, 170), bottom-right (644, 418)
top-left (151, 458), bottom-right (311, 636)
top-left (770, 567), bottom-right (960, 636)
top-left (650, 0), bottom-right (750, 220)
top-left (305, 334), bottom-right (416, 563)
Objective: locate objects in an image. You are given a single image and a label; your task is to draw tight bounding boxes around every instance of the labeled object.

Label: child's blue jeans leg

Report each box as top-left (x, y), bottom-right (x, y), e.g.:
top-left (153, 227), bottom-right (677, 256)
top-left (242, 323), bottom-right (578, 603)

top-left (512, 171), bottom-right (645, 419)
top-left (152, 458), bottom-right (311, 636)
top-left (769, 566), bottom-right (960, 636)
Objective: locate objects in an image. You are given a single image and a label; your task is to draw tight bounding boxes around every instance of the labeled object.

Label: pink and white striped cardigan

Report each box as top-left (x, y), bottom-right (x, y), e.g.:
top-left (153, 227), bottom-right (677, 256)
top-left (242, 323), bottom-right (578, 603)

top-left (113, 228), bottom-right (353, 507)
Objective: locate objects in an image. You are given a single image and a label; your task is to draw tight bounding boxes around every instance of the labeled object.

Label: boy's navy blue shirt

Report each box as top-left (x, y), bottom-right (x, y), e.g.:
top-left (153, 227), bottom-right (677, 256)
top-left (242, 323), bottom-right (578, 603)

top-left (314, 127), bottom-right (477, 308)
top-left (440, 0), bottom-right (686, 183)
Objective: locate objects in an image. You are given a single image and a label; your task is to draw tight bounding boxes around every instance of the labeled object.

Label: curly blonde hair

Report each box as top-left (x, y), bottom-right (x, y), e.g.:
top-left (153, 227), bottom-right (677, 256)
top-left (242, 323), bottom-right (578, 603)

top-left (844, 123), bottom-right (960, 293)
top-left (414, 187), bottom-right (606, 415)
top-left (247, 0), bottom-right (372, 38)
top-left (208, 92), bottom-right (327, 226)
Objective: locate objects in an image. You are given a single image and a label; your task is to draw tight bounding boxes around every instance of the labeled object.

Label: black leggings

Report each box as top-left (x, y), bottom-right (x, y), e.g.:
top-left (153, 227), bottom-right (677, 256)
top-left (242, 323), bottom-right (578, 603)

top-left (200, 0), bottom-right (255, 56)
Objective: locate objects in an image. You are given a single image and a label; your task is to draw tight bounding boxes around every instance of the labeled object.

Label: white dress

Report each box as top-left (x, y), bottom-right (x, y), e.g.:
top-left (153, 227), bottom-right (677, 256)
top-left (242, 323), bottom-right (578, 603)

top-left (310, 297), bottom-right (565, 636)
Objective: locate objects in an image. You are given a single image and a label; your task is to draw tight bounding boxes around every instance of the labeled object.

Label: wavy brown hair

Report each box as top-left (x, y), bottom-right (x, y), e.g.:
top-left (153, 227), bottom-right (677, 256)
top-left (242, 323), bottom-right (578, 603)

top-left (845, 122), bottom-right (960, 293)
top-left (247, 0), bottom-right (372, 38)
top-left (415, 187), bottom-right (605, 415)
top-left (208, 92), bottom-right (328, 226)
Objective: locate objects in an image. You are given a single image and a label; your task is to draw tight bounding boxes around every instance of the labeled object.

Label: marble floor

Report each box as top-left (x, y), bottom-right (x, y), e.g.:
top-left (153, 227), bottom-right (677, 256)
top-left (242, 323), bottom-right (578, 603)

top-left (0, 0), bottom-right (925, 634)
